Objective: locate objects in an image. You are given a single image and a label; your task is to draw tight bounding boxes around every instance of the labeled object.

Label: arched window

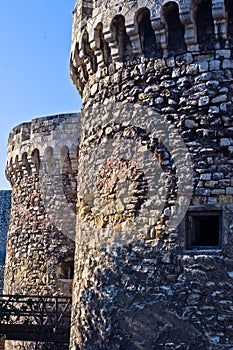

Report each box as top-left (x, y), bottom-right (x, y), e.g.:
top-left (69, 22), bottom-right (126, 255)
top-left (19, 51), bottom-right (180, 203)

top-left (9, 157), bottom-right (13, 173)
top-left (226, 0), bottom-right (233, 43)
top-left (95, 23), bottom-right (112, 66)
top-left (163, 2), bottom-right (186, 54)
top-left (57, 258), bottom-right (74, 280)
top-left (31, 149), bottom-right (40, 173)
top-left (22, 152), bottom-right (31, 176)
top-left (44, 146), bottom-right (55, 173)
top-left (111, 15), bottom-right (133, 61)
top-left (60, 146), bottom-right (72, 173)
top-left (60, 146), bottom-right (77, 212)
top-left (15, 155), bottom-right (20, 170)
top-left (137, 8), bottom-right (160, 58)
top-left (82, 31), bottom-right (97, 73)
top-left (195, 0), bottom-right (215, 51)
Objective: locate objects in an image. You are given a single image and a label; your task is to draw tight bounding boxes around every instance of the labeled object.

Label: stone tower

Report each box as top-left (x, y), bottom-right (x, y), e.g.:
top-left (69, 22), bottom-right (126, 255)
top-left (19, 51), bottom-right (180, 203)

top-left (0, 190), bottom-right (11, 292)
top-left (69, 0), bottom-right (233, 349)
top-left (4, 114), bottom-right (80, 349)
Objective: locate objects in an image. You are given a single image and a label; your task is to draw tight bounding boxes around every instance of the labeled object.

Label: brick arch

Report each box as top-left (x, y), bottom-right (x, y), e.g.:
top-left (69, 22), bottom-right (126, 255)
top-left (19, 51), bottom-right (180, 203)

top-left (163, 1), bottom-right (187, 54)
top-left (136, 8), bottom-right (160, 58)
top-left (110, 14), bottom-right (133, 61)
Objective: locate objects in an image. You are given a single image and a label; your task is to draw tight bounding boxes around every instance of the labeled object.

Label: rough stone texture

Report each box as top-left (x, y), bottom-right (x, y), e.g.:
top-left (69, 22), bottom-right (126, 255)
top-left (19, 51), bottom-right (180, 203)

top-left (4, 0), bottom-right (233, 349)
top-left (4, 114), bottom-right (80, 350)
top-left (0, 190), bottom-right (11, 293)
top-left (69, 0), bottom-right (233, 349)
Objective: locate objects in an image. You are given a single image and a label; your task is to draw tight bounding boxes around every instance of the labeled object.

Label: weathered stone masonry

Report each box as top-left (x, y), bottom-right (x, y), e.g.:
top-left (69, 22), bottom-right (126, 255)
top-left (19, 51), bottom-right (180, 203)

top-left (3, 0), bottom-right (233, 349)
top-left (4, 114), bottom-right (81, 349)
top-left (0, 191), bottom-right (11, 293)
top-left (69, 0), bottom-right (233, 349)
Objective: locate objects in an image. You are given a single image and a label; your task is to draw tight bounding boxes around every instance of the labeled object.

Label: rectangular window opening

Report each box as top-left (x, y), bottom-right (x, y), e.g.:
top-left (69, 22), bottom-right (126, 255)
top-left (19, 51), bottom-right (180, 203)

top-left (186, 211), bottom-right (221, 250)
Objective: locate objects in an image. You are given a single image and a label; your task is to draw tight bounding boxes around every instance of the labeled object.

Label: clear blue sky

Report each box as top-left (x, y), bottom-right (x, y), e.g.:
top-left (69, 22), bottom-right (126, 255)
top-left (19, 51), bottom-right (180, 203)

top-left (0, 0), bottom-right (82, 189)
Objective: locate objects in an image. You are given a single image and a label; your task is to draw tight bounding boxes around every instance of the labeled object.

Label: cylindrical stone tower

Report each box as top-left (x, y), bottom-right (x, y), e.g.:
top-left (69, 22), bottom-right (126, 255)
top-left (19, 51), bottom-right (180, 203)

top-left (0, 190), bottom-right (11, 293)
top-left (70, 0), bottom-right (233, 349)
top-left (4, 114), bottom-right (80, 349)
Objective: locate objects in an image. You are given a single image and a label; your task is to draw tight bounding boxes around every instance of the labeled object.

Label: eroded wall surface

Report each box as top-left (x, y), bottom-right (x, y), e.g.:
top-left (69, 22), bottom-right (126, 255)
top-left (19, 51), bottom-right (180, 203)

top-left (69, 0), bottom-right (233, 349)
top-left (4, 114), bottom-right (80, 350)
top-left (0, 190), bottom-right (11, 292)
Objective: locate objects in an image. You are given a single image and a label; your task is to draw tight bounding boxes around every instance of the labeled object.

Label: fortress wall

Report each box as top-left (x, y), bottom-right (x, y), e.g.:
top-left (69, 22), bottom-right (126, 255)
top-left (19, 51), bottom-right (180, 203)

top-left (69, 0), bottom-right (233, 349)
top-left (0, 190), bottom-right (11, 293)
top-left (4, 114), bottom-right (81, 350)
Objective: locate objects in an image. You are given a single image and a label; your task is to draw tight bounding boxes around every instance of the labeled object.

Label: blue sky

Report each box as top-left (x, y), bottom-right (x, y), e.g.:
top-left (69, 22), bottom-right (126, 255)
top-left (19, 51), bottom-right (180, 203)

top-left (0, 0), bottom-right (82, 189)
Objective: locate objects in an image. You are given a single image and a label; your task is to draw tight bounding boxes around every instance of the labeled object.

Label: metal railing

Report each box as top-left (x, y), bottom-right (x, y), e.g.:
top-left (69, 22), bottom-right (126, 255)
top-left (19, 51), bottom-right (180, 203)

top-left (0, 295), bottom-right (72, 343)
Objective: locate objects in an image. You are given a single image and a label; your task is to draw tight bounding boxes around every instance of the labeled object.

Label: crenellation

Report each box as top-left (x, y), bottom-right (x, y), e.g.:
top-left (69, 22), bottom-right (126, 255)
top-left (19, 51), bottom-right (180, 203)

top-left (71, 0), bottom-right (233, 100)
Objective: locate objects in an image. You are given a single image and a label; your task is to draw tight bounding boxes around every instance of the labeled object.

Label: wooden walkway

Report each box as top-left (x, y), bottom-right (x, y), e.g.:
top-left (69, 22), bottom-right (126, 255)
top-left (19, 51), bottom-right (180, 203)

top-left (0, 295), bottom-right (71, 343)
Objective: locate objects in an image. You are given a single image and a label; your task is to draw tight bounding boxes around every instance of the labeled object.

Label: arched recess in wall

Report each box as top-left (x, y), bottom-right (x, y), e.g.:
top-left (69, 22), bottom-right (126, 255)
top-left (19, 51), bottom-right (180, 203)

top-left (95, 22), bottom-right (112, 66)
top-left (70, 42), bottom-right (88, 96)
top-left (44, 146), bottom-right (55, 174)
top-left (225, 0), bottom-right (233, 43)
top-left (31, 149), bottom-right (40, 174)
top-left (9, 157), bottom-right (13, 174)
top-left (57, 257), bottom-right (74, 280)
top-left (60, 146), bottom-right (72, 173)
top-left (110, 15), bottom-right (133, 61)
top-left (163, 2), bottom-right (186, 54)
top-left (60, 146), bottom-right (77, 213)
top-left (194, 0), bottom-right (215, 51)
top-left (81, 31), bottom-right (97, 73)
top-left (22, 152), bottom-right (31, 176)
top-left (15, 155), bottom-right (20, 172)
top-left (15, 154), bottom-right (23, 179)
top-left (136, 8), bottom-right (160, 58)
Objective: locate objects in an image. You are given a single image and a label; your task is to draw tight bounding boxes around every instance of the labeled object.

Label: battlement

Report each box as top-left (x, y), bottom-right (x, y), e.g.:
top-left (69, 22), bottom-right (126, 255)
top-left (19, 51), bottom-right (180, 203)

top-left (70, 0), bottom-right (232, 98)
top-left (6, 113), bottom-right (80, 185)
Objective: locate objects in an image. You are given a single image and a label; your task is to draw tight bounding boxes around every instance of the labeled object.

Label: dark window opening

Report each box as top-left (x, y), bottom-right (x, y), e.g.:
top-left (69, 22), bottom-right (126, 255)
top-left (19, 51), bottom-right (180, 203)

top-left (163, 2), bottom-right (186, 54)
top-left (57, 260), bottom-right (74, 280)
top-left (60, 146), bottom-right (77, 214)
top-left (226, 0), bottom-right (233, 44)
top-left (95, 23), bottom-right (112, 66)
top-left (111, 15), bottom-right (133, 61)
top-left (186, 212), bottom-right (221, 249)
top-left (195, 0), bottom-right (215, 51)
top-left (22, 152), bottom-right (32, 176)
top-left (31, 149), bottom-right (40, 173)
top-left (137, 8), bottom-right (160, 58)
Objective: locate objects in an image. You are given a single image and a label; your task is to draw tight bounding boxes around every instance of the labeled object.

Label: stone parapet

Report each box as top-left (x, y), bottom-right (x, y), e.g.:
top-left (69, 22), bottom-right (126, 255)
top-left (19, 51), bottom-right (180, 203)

top-left (70, 0), bottom-right (232, 100)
